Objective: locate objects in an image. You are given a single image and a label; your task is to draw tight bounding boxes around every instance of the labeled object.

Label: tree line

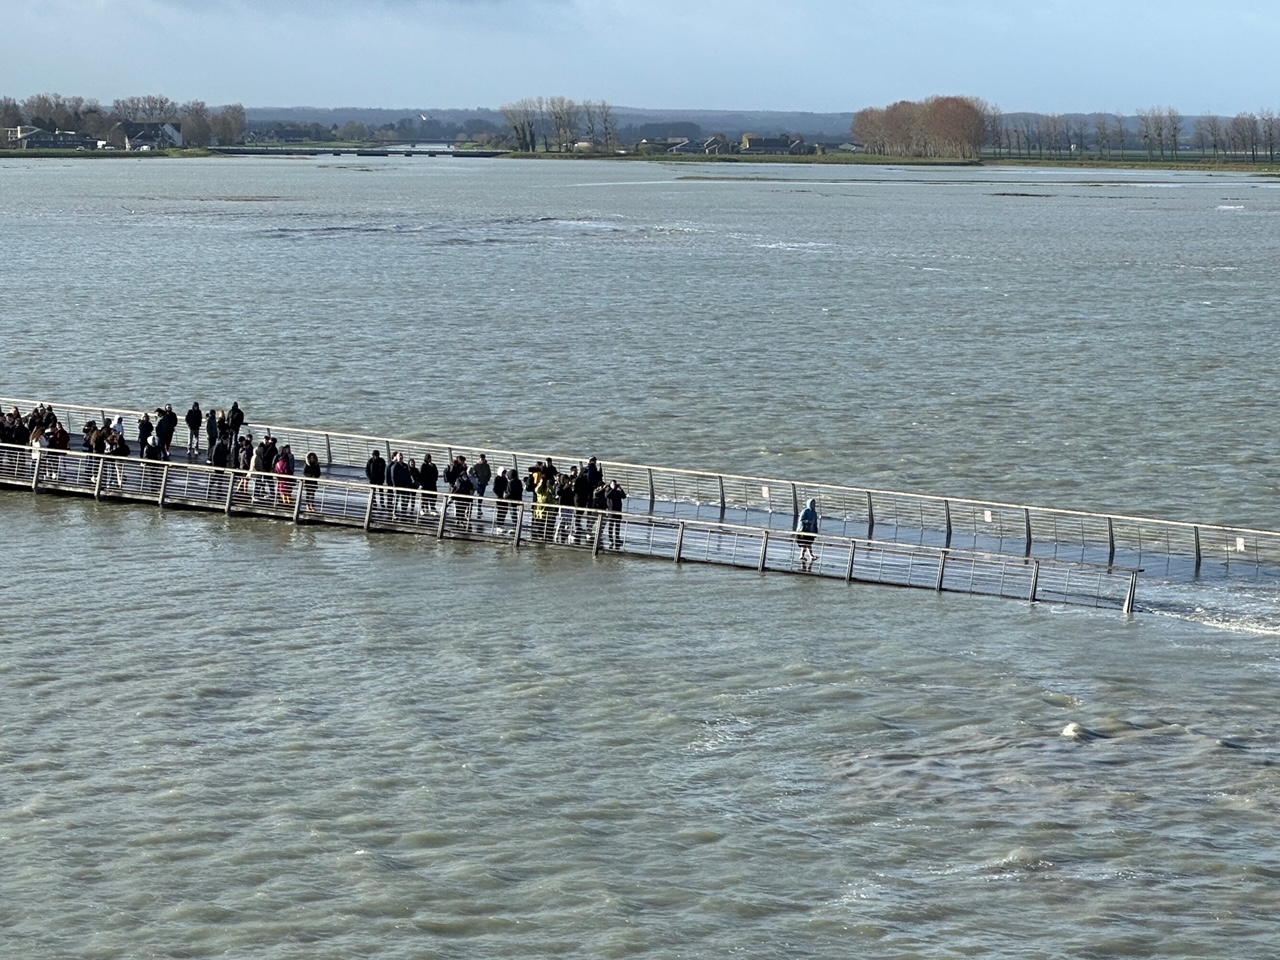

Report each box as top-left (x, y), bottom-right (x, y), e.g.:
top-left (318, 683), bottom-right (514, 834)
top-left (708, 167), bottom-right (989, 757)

top-left (0, 92), bottom-right (247, 146)
top-left (985, 106), bottom-right (1279, 162)
top-left (499, 97), bottom-right (619, 153)
top-left (853, 97), bottom-right (988, 159)
top-left (853, 96), bottom-right (1280, 164)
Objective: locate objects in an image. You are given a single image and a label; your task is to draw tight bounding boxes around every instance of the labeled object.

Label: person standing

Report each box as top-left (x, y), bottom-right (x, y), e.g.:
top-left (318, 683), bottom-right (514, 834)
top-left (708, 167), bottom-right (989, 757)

top-left (387, 451), bottom-right (412, 516)
top-left (155, 404), bottom-right (179, 460)
top-left (504, 467), bottom-right (523, 534)
top-left (302, 451), bottom-right (322, 513)
top-left (185, 402), bottom-right (203, 457)
top-left (204, 407), bottom-right (218, 458)
top-left (603, 479), bottom-right (627, 549)
top-left (365, 449), bottom-right (387, 509)
top-left (472, 453), bottom-right (492, 518)
top-left (227, 402), bottom-right (245, 439)
top-left (137, 412), bottom-right (153, 457)
top-left (419, 453), bottom-right (438, 515)
top-left (210, 432), bottom-right (231, 502)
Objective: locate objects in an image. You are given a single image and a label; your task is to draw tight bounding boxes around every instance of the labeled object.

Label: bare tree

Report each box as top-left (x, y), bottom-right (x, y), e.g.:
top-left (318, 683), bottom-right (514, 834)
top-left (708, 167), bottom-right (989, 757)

top-left (1231, 112), bottom-right (1259, 161)
top-left (1094, 113), bottom-right (1110, 157)
top-left (0, 96), bottom-right (22, 128)
top-left (113, 95), bottom-right (179, 122)
top-left (211, 103), bottom-right (246, 145)
top-left (1165, 107), bottom-right (1182, 158)
top-left (598, 100), bottom-right (617, 151)
top-left (545, 96), bottom-right (580, 151)
top-left (978, 99), bottom-right (1002, 158)
top-left (1192, 116), bottom-right (1212, 156)
top-left (581, 100), bottom-right (598, 149)
top-left (1260, 108), bottom-right (1278, 164)
top-left (535, 97), bottom-right (548, 152)
top-left (181, 100), bottom-right (211, 147)
top-left (1136, 108), bottom-right (1155, 159)
top-left (1112, 113), bottom-right (1127, 158)
top-left (500, 98), bottom-right (537, 152)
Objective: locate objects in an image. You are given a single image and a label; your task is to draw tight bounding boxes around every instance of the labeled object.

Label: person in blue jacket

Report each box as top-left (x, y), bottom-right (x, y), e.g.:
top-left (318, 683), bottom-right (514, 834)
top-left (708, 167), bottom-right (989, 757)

top-left (796, 498), bottom-right (819, 566)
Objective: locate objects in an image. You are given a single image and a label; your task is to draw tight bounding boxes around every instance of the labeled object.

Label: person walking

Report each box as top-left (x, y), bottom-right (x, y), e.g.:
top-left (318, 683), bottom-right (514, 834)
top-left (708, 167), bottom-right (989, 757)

top-left (796, 498), bottom-right (820, 567)
top-left (603, 479), bottom-right (627, 549)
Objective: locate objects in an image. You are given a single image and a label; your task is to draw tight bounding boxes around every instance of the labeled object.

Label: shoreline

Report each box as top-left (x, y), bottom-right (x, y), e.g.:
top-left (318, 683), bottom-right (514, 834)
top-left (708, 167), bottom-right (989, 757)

top-left (2, 147), bottom-right (1278, 173)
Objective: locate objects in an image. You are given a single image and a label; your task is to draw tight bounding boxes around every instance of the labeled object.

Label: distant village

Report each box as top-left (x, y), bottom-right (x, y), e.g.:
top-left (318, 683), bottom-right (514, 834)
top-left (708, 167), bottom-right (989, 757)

top-left (1, 119), bottom-right (846, 157)
top-left (3, 92), bottom-right (1278, 164)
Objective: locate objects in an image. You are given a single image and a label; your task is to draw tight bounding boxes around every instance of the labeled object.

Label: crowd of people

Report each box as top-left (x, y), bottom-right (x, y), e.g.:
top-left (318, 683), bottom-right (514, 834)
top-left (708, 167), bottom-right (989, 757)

top-left (5, 400), bottom-right (821, 559)
top-left (365, 448), bottom-right (629, 546)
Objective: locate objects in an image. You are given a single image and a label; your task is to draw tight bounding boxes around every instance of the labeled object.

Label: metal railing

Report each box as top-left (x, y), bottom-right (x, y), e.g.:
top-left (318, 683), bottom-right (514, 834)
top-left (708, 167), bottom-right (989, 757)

top-left (0, 442), bottom-right (1139, 612)
top-left (7, 394), bottom-right (1277, 584)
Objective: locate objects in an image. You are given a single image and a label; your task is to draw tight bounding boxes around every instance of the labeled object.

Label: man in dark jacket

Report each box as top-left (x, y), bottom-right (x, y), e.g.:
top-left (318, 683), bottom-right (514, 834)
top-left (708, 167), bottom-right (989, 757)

top-left (185, 403), bottom-right (202, 457)
top-left (155, 404), bottom-right (179, 459)
top-left (227, 402), bottom-right (245, 438)
top-left (419, 453), bottom-right (438, 515)
top-left (366, 450), bottom-right (386, 508)
top-left (386, 452), bottom-right (411, 516)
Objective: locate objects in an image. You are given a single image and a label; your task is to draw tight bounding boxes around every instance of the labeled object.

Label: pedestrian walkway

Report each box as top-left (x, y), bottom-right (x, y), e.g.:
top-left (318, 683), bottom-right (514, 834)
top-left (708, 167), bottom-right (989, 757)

top-left (10, 394), bottom-right (1280, 619)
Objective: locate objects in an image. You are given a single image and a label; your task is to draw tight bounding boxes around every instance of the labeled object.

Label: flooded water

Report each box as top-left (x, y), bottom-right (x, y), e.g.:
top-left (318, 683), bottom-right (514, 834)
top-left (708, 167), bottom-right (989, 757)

top-left (4, 157), bottom-right (1280, 958)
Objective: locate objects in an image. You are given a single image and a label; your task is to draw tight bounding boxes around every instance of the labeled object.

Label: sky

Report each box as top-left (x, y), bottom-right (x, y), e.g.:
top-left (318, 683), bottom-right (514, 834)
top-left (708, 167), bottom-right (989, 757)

top-left (5, 0), bottom-right (1280, 115)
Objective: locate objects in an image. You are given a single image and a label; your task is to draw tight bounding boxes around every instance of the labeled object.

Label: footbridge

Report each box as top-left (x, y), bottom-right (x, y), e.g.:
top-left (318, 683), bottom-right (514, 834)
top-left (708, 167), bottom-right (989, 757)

top-left (8, 396), bottom-right (1280, 619)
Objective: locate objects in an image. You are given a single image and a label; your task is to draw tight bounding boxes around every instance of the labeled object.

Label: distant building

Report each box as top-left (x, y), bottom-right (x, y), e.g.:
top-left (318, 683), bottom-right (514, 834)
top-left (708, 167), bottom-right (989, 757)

top-left (2, 125), bottom-right (43, 147)
top-left (8, 128), bottom-right (96, 150)
top-left (115, 121), bottom-right (184, 151)
top-left (740, 133), bottom-right (809, 155)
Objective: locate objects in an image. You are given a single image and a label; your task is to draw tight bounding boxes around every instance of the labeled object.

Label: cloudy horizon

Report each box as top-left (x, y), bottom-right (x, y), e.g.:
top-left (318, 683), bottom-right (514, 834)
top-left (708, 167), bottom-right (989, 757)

top-left (7, 1), bottom-right (1280, 116)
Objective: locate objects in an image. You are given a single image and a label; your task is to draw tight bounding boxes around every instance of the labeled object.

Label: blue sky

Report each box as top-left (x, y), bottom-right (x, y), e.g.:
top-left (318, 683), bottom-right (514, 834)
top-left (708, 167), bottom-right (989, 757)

top-left (7, 0), bottom-right (1279, 114)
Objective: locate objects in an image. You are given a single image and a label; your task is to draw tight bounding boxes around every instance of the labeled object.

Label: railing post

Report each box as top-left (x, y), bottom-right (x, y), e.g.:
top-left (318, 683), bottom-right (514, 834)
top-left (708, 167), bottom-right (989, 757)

top-left (325, 433), bottom-right (333, 467)
top-left (647, 468), bottom-right (655, 513)
top-left (592, 513), bottom-right (603, 556)
top-left (935, 553), bottom-right (947, 592)
top-left (293, 481), bottom-right (304, 523)
top-left (158, 464), bottom-right (170, 507)
top-left (364, 488), bottom-right (375, 531)
top-left (30, 449), bottom-right (40, 492)
top-left (866, 492), bottom-right (875, 540)
top-left (513, 503), bottom-right (525, 548)
top-left (674, 521), bottom-right (685, 563)
top-left (718, 475), bottom-right (726, 521)
top-left (758, 530), bottom-right (770, 572)
top-left (1124, 570), bottom-right (1138, 615)
top-left (1108, 517), bottom-right (1116, 565)
top-left (944, 500), bottom-right (952, 548)
top-left (385, 439), bottom-right (392, 460)
top-left (1024, 507), bottom-right (1032, 558)
top-left (225, 471), bottom-right (237, 514)
top-left (93, 456), bottom-right (104, 500)
top-left (436, 496), bottom-right (449, 538)
top-left (845, 540), bottom-right (857, 581)
top-left (1193, 526), bottom-right (1202, 575)
top-left (791, 483), bottom-right (799, 528)
top-left (1029, 559), bottom-right (1040, 604)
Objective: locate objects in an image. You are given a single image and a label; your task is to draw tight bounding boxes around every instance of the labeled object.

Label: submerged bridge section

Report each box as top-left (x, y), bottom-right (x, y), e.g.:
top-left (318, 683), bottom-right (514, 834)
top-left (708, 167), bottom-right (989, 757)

top-left (9, 396), bottom-right (1280, 617)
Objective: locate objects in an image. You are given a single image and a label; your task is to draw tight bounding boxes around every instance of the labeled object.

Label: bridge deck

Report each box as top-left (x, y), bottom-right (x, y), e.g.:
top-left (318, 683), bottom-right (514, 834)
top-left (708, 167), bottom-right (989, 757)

top-left (11, 394), bottom-right (1280, 619)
